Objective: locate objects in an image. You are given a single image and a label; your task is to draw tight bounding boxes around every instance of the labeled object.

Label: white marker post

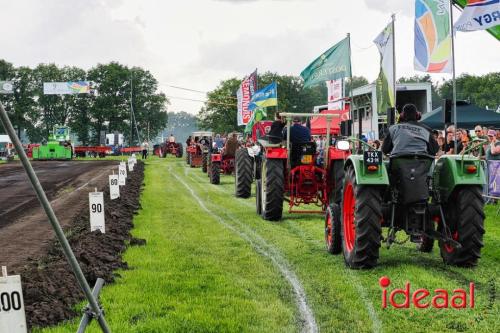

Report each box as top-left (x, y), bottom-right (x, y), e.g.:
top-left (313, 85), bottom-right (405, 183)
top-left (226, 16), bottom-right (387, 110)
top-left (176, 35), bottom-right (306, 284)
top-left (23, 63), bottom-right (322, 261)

top-left (128, 157), bottom-right (134, 172)
top-left (118, 162), bottom-right (127, 186)
top-left (0, 267), bottom-right (28, 333)
top-left (89, 191), bottom-right (105, 233)
top-left (109, 174), bottom-right (119, 200)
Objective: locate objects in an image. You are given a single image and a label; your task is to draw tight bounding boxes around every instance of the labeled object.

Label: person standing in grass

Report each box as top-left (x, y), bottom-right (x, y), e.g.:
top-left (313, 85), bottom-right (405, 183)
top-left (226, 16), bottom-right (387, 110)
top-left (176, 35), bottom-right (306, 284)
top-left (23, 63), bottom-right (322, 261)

top-left (141, 140), bottom-right (149, 159)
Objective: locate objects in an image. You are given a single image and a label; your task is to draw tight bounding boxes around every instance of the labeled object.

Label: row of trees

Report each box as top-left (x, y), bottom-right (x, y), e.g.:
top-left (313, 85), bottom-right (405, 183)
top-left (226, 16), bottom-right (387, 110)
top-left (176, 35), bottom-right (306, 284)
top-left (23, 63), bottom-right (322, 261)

top-left (0, 60), bottom-right (168, 145)
top-left (198, 72), bottom-right (499, 133)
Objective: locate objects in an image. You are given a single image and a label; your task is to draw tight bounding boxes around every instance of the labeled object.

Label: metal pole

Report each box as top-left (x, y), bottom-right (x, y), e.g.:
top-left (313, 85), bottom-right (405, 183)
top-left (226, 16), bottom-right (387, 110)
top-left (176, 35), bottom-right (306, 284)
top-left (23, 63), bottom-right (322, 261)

top-left (325, 115), bottom-right (331, 169)
top-left (0, 102), bottom-right (111, 333)
top-left (286, 117), bottom-right (291, 170)
top-left (347, 33), bottom-right (355, 137)
top-left (449, 1), bottom-right (458, 154)
top-left (77, 278), bottom-right (105, 333)
top-left (391, 13), bottom-right (397, 110)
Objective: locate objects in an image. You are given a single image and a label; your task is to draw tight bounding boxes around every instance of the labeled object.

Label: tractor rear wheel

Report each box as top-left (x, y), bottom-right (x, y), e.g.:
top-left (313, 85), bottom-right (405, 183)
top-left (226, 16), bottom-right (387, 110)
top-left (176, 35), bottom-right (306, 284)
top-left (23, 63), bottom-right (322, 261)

top-left (176, 143), bottom-right (183, 158)
top-left (325, 203), bottom-right (342, 254)
top-left (186, 150), bottom-right (190, 164)
top-left (340, 166), bottom-right (382, 268)
top-left (416, 234), bottom-right (434, 252)
top-left (202, 152), bottom-right (208, 173)
top-left (329, 160), bottom-right (345, 205)
top-left (260, 158), bottom-right (284, 221)
top-left (439, 186), bottom-right (485, 267)
top-left (235, 148), bottom-right (253, 198)
top-left (210, 162), bottom-right (220, 184)
top-left (256, 179), bottom-right (262, 215)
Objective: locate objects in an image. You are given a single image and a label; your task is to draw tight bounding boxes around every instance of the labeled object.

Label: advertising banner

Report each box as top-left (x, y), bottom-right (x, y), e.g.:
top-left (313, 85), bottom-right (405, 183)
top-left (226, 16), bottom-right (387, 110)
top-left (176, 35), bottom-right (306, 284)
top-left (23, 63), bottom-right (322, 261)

top-left (237, 71), bottom-right (257, 126)
top-left (0, 81), bottom-right (14, 94)
top-left (488, 160), bottom-right (500, 197)
top-left (326, 79), bottom-right (343, 110)
top-left (43, 81), bottom-right (91, 95)
top-left (454, 0), bottom-right (500, 33)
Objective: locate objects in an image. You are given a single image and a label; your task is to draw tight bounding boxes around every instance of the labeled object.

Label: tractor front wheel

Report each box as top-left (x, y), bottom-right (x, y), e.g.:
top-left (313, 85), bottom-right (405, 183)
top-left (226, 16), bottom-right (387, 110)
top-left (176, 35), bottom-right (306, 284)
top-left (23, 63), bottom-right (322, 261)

top-left (176, 143), bottom-right (183, 158)
top-left (210, 162), bottom-right (220, 184)
top-left (235, 148), bottom-right (253, 198)
top-left (340, 166), bottom-right (382, 269)
top-left (256, 179), bottom-right (262, 215)
top-left (260, 158), bottom-right (284, 221)
top-left (325, 203), bottom-right (342, 254)
top-left (329, 160), bottom-right (345, 205)
top-left (439, 186), bottom-right (484, 267)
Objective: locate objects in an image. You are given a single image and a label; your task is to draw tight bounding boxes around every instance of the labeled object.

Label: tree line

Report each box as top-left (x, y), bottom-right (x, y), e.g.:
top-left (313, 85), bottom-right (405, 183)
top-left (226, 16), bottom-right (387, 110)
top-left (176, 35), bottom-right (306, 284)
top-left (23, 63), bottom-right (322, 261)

top-left (198, 71), bottom-right (499, 134)
top-left (0, 60), bottom-right (168, 145)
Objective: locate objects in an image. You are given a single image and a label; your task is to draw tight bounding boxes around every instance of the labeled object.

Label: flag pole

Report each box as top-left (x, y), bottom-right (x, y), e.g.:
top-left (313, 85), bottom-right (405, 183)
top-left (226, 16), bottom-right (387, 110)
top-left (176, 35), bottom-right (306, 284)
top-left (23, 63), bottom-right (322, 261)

top-left (392, 13), bottom-right (397, 110)
top-left (347, 33), bottom-right (356, 140)
top-left (449, 0), bottom-right (458, 154)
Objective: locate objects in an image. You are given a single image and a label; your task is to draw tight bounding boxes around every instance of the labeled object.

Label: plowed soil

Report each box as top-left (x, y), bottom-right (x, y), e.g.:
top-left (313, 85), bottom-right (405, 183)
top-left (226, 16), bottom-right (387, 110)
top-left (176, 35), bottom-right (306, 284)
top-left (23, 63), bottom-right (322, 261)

top-left (0, 160), bottom-right (144, 330)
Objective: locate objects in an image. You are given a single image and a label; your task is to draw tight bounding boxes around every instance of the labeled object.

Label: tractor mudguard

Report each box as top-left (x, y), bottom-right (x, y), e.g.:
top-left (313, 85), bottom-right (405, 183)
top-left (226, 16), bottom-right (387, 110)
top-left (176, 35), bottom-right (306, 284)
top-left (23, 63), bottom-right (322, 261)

top-left (433, 155), bottom-right (486, 202)
top-left (344, 155), bottom-right (389, 185)
top-left (211, 153), bottom-right (222, 162)
top-left (265, 147), bottom-right (287, 159)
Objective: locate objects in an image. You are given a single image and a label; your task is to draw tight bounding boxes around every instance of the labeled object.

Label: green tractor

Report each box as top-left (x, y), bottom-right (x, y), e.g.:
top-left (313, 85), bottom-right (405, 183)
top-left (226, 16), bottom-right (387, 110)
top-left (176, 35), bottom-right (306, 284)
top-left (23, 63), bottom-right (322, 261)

top-left (326, 138), bottom-right (486, 269)
top-left (33, 126), bottom-right (73, 160)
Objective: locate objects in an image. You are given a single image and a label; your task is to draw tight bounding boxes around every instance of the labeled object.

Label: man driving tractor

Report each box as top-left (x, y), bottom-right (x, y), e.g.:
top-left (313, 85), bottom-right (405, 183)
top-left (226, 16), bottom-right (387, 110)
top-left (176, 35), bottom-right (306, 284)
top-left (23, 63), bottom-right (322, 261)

top-left (223, 132), bottom-right (239, 158)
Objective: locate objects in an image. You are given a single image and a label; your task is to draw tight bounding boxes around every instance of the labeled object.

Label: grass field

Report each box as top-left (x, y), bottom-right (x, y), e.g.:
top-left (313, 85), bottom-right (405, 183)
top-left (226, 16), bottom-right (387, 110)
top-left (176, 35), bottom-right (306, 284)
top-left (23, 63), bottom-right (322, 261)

top-left (38, 157), bottom-right (499, 333)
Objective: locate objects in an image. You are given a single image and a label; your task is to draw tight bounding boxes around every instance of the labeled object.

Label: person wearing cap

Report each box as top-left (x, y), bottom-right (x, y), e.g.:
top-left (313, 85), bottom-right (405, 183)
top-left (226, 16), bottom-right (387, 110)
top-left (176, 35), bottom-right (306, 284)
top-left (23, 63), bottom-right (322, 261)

top-left (283, 116), bottom-right (311, 144)
top-left (486, 129), bottom-right (500, 161)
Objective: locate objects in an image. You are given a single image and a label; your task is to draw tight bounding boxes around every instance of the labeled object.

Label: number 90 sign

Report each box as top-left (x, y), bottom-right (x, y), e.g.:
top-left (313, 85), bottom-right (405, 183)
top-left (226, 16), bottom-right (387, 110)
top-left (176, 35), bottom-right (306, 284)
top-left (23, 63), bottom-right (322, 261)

top-left (89, 192), bottom-right (105, 233)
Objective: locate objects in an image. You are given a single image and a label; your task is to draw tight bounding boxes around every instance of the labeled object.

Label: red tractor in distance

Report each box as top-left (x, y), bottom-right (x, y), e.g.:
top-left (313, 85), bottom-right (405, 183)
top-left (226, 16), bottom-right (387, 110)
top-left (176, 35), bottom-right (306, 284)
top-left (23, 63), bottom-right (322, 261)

top-left (252, 109), bottom-right (351, 221)
top-left (186, 131), bottom-right (213, 168)
top-left (161, 141), bottom-right (183, 158)
top-left (207, 148), bottom-right (235, 184)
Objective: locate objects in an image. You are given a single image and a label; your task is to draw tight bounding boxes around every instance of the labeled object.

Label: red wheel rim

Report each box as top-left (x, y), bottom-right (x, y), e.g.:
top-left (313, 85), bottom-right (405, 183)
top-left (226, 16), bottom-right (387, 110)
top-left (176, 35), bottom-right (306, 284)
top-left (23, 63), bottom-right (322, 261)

top-left (343, 182), bottom-right (356, 252)
top-left (325, 212), bottom-right (332, 246)
top-left (444, 231), bottom-right (459, 253)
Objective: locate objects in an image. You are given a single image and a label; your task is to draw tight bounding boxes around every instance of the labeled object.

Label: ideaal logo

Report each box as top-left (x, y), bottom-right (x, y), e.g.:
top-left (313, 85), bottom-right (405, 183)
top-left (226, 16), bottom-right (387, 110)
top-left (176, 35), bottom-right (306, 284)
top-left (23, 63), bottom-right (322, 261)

top-left (379, 276), bottom-right (475, 309)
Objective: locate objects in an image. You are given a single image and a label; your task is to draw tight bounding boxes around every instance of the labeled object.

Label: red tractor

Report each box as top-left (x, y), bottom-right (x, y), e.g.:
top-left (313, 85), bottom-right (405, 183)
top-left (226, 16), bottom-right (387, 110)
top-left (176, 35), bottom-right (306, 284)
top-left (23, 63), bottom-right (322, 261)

top-left (161, 141), bottom-right (183, 158)
top-left (249, 109), bottom-right (351, 221)
top-left (234, 121), bottom-right (274, 198)
top-left (207, 148), bottom-right (235, 184)
top-left (186, 131), bottom-right (213, 168)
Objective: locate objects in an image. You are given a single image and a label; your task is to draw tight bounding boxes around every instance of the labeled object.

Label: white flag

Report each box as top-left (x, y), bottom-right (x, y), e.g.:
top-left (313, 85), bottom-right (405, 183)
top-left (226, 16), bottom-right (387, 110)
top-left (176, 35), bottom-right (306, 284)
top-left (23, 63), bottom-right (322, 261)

top-left (454, 0), bottom-right (500, 33)
top-left (326, 79), bottom-right (343, 110)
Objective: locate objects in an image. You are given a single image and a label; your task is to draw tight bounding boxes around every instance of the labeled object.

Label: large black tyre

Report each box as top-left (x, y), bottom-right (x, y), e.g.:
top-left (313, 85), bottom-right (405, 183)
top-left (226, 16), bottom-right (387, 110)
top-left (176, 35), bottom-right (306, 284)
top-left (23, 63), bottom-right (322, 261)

top-left (341, 166), bottom-right (382, 269)
top-left (439, 186), bottom-right (485, 267)
top-left (186, 150), bottom-right (190, 164)
top-left (260, 158), bottom-right (284, 221)
top-left (235, 148), bottom-right (253, 198)
top-left (256, 179), bottom-right (262, 215)
top-left (176, 143), bottom-right (183, 158)
top-left (210, 162), bottom-right (220, 184)
top-left (325, 203), bottom-right (342, 254)
top-left (202, 152), bottom-right (208, 173)
top-left (329, 160), bottom-right (345, 205)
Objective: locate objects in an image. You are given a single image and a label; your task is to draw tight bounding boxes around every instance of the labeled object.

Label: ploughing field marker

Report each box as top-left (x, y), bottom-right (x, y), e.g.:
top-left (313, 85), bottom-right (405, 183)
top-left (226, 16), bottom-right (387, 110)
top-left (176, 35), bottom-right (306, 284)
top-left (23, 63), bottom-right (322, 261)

top-left (0, 267), bottom-right (27, 333)
top-left (89, 189), bottom-right (105, 233)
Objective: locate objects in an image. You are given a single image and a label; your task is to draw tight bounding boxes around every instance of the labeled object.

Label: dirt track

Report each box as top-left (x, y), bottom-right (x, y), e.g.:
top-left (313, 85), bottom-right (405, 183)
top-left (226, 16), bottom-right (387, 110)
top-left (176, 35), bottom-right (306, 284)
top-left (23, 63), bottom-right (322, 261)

top-left (0, 160), bottom-right (116, 270)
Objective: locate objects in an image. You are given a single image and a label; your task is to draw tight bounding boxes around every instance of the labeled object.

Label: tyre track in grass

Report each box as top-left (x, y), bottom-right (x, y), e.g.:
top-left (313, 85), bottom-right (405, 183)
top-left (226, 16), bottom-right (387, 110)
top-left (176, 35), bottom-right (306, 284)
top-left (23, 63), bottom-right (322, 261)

top-left (185, 165), bottom-right (382, 333)
top-left (170, 165), bottom-right (319, 333)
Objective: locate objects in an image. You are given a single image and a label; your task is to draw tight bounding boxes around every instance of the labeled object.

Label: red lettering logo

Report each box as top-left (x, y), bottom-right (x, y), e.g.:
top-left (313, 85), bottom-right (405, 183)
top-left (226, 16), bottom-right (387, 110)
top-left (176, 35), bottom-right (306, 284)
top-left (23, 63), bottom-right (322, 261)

top-left (379, 276), bottom-right (474, 309)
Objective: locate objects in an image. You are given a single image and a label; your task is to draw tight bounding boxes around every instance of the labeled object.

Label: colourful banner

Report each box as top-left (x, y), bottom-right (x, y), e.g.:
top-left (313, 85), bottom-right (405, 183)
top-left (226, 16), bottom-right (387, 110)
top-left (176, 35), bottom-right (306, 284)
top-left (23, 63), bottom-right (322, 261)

top-left (488, 160), bottom-right (500, 197)
top-left (326, 79), bottom-right (343, 110)
top-left (454, 0), bottom-right (500, 40)
top-left (43, 81), bottom-right (91, 95)
top-left (414, 0), bottom-right (453, 73)
top-left (374, 21), bottom-right (395, 114)
top-left (300, 36), bottom-right (351, 88)
top-left (237, 70), bottom-right (257, 126)
top-left (454, 0), bottom-right (500, 33)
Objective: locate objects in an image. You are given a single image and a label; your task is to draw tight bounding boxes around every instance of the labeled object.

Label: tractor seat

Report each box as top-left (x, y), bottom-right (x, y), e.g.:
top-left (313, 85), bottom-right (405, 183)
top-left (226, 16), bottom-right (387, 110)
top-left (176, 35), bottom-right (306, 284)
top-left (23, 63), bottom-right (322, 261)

top-left (291, 142), bottom-right (316, 168)
top-left (389, 155), bottom-right (433, 205)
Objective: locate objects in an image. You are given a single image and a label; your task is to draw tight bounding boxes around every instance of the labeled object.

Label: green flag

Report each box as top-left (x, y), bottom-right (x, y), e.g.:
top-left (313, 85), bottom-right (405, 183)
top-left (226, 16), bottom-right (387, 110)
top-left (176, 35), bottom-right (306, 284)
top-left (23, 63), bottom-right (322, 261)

top-left (300, 36), bottom-right (352, 88)
top-left (244, 108), bottom-right (267, 134)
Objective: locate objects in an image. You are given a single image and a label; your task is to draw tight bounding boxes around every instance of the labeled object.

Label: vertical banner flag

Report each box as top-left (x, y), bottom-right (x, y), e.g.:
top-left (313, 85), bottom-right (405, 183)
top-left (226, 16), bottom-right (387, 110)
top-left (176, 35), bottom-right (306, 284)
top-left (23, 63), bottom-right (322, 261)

top-left (488, 160), bottom-right (500, 197)
top-left (301, 36), bottom-right (351, 88)
top-left (414, 0), bottom-right (453, 73)
top-left (374, 21), bottom-right (395, 114)
top-left (326, 79), bottom-right (343, 110)
top-left (237, 70), bottom-right (258, 126)
top-left (454, 0), bottom-right (500, 33)
top-left (244, 82), bottom-right (277, 133)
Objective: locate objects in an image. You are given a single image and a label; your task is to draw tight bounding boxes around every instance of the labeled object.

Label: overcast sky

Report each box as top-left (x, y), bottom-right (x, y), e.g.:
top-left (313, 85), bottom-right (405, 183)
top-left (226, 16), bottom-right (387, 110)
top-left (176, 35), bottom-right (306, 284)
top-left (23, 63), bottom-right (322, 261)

top-left (1, 0), bottom-right (498, 114)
